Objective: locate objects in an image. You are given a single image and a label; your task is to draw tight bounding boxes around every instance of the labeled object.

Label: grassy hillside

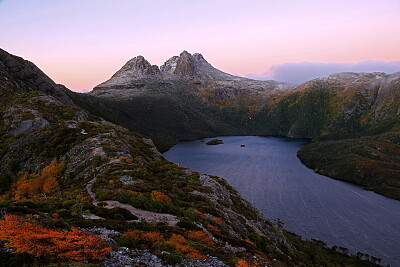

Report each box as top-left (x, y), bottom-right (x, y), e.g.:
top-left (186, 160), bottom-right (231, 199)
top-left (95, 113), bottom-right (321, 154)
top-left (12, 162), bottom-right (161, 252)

top-left (298, 132), bottom-right (400, 200)
top-left (254, 75), bottom-right (400, 200)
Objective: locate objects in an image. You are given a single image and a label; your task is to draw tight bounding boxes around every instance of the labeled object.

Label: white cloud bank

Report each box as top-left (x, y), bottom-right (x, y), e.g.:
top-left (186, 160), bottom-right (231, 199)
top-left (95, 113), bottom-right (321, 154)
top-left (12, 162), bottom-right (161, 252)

top-left (247, 60), bottom-right (400, 84)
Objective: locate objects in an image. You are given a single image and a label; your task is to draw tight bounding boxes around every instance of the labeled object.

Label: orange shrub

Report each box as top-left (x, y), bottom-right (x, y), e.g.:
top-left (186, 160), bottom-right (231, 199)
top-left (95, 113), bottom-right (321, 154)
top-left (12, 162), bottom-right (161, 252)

top-left (122, 230), bottom-right (165, 249)
top-left (121, 231), bottom-right (208, 260)
top-left (14, 160), bottom-right (63, 200)
top-left (206, 224), bottom-right (220, 233)
top-left (119, 156), bottom-right (133, 163)
top-left (166, 234), bottom-right (207, 260)
top-left (0, 215), bottom-right (111, 261)
top-left (212, 217), bottom-right (226, 225)
top-left (52, 213), bottom-right (60, 220)
top-left (236, 259), bottom-right (251, 267)
top-left (193, 209), bottom-right (206, 218)
top-left (151, 191), bottom-right (172, 203)
top-left (244, 239), bottom-right (256, 247)
top-left (187, 230), bottom-right (214, 246)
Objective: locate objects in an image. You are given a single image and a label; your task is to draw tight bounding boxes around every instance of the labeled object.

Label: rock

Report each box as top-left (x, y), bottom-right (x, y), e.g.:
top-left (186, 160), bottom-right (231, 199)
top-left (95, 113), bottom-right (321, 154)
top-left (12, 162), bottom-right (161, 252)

top-left (82, 214), bottom-right (104, 220)
top-left (80, 227), bottom-right (120, 244)
top-left (101, 247), bottom-right (132, 267)
top-left (182, 257), bottom-right (229, 267)
top-left (130, 249), bottom-right (163, 267)
top-left (119, 175), bottom-right (135, 185)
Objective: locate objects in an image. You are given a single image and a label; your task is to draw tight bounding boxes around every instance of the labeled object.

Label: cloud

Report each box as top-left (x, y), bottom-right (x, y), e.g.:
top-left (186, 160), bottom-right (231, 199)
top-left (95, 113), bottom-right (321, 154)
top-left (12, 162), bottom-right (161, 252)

top-left (246, 60), bottom-right (400, 84)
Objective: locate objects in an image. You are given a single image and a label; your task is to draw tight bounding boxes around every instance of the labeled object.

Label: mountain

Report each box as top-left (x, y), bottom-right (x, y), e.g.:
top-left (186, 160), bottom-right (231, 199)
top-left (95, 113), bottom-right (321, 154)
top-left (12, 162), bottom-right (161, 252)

top-left (1, 48), bottom-right (382, 266)
top-left (0, 48), bottom-right (73, 105)
top-left (94, 50), bottom-right (292, 94)
top-left (89, 51), bottom-right (293, 150)
top-left (96, 50), bottom-right (247, 89)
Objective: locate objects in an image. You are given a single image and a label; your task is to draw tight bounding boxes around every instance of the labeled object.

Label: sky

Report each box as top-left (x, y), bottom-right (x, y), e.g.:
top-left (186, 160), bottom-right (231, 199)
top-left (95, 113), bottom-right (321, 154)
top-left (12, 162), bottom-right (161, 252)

top-left (1, 0), bottom-right (400, 91)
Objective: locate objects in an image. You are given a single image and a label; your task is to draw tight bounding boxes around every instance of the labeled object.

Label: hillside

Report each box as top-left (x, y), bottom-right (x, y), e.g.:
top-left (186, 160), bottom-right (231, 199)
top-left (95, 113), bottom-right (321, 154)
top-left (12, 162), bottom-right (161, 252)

top-left (254, 73), bottom-right (400, 199)
top-left (0, 49), bottom-right (383, 266)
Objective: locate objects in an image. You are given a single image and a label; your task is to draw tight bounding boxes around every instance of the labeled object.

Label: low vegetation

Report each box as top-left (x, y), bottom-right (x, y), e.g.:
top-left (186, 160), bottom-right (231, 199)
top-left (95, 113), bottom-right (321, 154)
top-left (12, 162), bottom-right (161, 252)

top-left (206, 139), bottom-right (224, 145)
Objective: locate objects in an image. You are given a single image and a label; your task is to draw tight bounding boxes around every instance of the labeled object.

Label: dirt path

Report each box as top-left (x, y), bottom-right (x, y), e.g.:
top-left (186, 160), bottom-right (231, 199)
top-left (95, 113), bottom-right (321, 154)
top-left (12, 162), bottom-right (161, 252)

top-left (86, 177), bottom-right (179, 226)
top-left (103, 200), bottom-right (179, 226)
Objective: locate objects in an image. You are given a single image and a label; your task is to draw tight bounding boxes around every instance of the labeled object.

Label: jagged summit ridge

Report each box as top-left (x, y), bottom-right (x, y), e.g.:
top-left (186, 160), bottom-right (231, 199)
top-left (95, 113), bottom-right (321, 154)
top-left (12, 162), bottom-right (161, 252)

top-left (161, 50), bottom-right (245, 81)
top-left (104, 55), bottom-right (162, 85)
top-left (96, 51), bottom-right (247, 88)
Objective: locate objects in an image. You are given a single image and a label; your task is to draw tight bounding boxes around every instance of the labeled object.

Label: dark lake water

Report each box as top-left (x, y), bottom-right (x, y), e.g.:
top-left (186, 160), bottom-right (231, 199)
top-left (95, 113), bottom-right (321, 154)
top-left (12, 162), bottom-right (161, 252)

top-left (163, 136), bottom-right (400, 266)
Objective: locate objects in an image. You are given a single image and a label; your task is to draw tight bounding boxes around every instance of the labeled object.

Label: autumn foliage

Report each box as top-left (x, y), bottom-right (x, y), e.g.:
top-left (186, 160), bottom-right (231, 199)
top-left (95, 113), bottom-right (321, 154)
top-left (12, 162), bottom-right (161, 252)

top-left (151, 190), bottom-right (172, 203)
top-left (14, 160), bottom-right (64, 200)
top-left (119, 156), bottom-right (133, 163)
top-left (165, 234), bottom-right (207, 260)
top-left (120, 230), bottom-right (209, 260)
top-left (187, 230), bottom-right (214, 246)
top-left (0, 215), bottom-right (111, 261)
top-left (121, 230), bottom-right (165, 250)
top-left (244, 239), bottom-right (256, 247)
top-left (212, 217), bottom-right (226, 225)
top-left (236, 259), bottom-right (251, 267)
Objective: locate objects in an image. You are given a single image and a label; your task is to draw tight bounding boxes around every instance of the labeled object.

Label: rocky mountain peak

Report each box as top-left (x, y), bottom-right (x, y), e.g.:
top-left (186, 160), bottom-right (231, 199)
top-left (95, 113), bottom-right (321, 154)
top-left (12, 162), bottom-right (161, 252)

top-left (173, 51), bottom-right (197, 77)
top-left (95, 56), bottom-right (162, 88)
top-left (193, 53), bottom-right (206, 61)
top-left (120, 56), bottom-right (161, 77)
top-left (160, 50), bottom-right (244, 81)
top-left (95, 50), bottom-right (264, 90)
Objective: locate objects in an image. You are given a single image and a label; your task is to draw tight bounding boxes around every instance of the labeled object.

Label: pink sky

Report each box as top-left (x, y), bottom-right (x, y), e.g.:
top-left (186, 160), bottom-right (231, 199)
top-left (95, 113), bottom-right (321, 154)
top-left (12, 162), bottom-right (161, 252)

top-left (1, 0), bottom-right (400, 91)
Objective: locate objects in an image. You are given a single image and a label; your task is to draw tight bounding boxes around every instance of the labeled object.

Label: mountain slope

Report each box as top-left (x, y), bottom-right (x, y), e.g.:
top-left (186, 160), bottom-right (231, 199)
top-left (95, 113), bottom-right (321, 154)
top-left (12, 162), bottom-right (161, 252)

top-left (259, 72), bottom-right (400, 138)
top-left (255, 72), bottom-right (400, 199)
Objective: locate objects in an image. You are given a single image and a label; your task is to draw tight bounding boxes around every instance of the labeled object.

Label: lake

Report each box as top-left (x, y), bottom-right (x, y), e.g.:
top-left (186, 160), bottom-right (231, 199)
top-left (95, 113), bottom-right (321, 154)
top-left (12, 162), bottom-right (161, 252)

top-left (163, 136), bottom-right (400, 266)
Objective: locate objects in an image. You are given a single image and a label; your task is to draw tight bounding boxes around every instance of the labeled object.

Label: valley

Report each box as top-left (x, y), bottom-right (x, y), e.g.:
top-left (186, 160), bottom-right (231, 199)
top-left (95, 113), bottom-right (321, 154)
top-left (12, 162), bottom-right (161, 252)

top-left (0, 47), bottom-right (398, 266)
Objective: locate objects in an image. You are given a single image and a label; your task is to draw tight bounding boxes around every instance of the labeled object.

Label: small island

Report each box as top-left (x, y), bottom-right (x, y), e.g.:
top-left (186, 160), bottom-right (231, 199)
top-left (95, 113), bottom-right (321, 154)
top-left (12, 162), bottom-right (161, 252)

top-left (206, 139), bottom-right (224, 145)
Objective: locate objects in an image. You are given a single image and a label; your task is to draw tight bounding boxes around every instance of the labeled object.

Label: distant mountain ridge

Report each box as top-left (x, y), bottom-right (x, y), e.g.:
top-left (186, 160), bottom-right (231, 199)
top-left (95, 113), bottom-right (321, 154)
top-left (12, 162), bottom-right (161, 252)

top-left (94, 50), bottom-right (292, 92)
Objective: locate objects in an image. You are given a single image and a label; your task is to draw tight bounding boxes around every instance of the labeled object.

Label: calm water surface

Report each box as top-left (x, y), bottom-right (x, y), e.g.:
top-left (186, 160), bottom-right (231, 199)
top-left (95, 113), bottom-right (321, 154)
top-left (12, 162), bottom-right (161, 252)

top-left (163, 136), bottom-right (400, 266)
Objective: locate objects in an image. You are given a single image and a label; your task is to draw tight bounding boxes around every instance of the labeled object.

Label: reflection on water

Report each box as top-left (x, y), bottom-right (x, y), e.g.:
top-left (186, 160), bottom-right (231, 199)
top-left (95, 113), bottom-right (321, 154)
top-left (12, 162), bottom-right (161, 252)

top-left (164, 136), bottom-right (400, 266)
